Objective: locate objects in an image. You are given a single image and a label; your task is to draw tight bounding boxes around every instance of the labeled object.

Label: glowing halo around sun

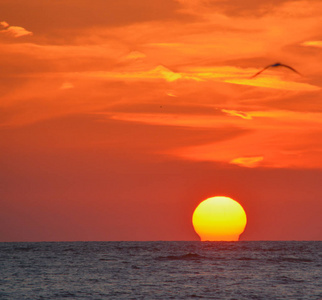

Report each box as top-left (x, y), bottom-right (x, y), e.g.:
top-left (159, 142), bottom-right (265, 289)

top-left (192, 196), bottom-right (247, 241)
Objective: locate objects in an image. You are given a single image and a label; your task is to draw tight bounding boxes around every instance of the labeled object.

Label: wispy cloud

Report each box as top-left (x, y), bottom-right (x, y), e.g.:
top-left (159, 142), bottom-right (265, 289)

top-left (222, 109), bottom-right (252, 120)
top-left (0, 21), bottom-right (33, 37)
top-left (109, 112), bottom-right (231, 128)
top-left (1, 0), bottom-right (322, 169)
top-left (124, 51), bottom-right (147, 60)
top-left (230, 156), bottom-right (264, 168)
top-left (166, 91), bottom-right (177, 97)
top-left (108, 108), bottom-right (322, 169)
top-left (225, 77), bottom-right (320, 91)
top-left (72, 64), bottom-right (319, 92)
top-left (166, 66), bottom-right (320, 91)
top-left (83, 65), bottom-right (201, 82)
top-left (301, 40), bottom-right (322, 48)
top-left (0, 21), bottom-right (9, 29)
top-left (60, 82), bottom-right (74, 90)
top-left (168, 127), bottom-right (322, 169)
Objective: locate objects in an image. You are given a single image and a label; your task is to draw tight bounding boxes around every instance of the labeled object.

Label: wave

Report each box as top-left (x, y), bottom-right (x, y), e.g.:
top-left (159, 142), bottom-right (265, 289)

top-left (267, 257), bottom-right (314, 263)
top-left (157, 253), bottom-right (205, 261)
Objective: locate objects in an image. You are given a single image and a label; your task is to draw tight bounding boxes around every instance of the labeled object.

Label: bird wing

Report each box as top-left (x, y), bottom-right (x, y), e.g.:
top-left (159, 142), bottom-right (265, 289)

top-left (279, 64), bottom-right (301, 75)
top-left (249, 65), bottom-right (271, 79)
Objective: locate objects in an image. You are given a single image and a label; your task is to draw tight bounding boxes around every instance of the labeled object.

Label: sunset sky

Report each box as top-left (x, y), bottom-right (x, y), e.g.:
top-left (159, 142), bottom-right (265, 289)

top-left (1, 0), bottom-right (322, 241)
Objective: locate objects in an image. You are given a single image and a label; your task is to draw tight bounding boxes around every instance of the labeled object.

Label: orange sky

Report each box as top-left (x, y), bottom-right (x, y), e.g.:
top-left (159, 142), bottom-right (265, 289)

top-left (1, 0), bottom-right (322, 241)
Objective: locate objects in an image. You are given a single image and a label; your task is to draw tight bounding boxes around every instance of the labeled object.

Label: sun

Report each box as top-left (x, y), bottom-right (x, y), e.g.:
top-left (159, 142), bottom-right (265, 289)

top-left (192, 196), bottom-right (247, 241)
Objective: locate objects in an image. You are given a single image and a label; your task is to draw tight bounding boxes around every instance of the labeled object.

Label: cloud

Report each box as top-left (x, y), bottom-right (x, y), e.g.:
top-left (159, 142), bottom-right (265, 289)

top-left (83, 65), bottom-right (201, 82)
top-left (225, 77), bottom-right (320, 91)
top-left (125, 51), bottom-right (147, 60)
top-left (1, 0), bottom-right (321, 171)
top-left (108, 111), bottom-right (247, 128)
top-left (60, 82), bottom-right (74, 90)
top-left (0, 0), bottom-right (194, 36)
top-left (230, 156), bottom-right (264, 168)
top-left (178, 0), bottom-right (322, 18)
top-left (0, 21), bottom-right (33, 37)
top-left (152, 65), bottom-right (182, 82)
top-left (0, 21), bottom-right (9, 29)
top-left (301, 40), bottom-right (322, 48)
top-left (117, 108), bottom-right (322, 169)
top-left (167, 128), bottom-right (322, 169)
top-left (166, 91), bottom-right (177, 97)
top-left (5, 26), bottom-right (33, 37)
top-left (73, 63), bottom-right (319, 92)
top-left (169, 66), bottom-right (320, 91)
top-left (222, 109), bottom-right (252, 120)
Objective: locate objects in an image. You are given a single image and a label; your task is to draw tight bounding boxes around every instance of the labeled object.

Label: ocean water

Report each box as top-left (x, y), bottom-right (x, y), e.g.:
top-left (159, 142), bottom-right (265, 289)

top-left (0, 241), bottom-right (321, 300)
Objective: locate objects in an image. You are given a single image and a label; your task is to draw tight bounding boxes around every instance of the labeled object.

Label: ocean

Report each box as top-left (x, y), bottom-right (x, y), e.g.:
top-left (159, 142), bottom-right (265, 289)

top-left (0, 241), bottom-right (321, 299)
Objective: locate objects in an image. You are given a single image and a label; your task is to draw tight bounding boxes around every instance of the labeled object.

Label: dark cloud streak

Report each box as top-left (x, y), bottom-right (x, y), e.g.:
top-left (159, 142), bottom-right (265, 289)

top-left (200, 0), bottom-right (301, 17)
top-left (0, 0), bottom-right (194, 35)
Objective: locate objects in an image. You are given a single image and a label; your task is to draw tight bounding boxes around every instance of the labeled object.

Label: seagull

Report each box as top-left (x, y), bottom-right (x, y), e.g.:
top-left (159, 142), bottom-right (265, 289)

top-left (250, 62), bottom-right (301, 79)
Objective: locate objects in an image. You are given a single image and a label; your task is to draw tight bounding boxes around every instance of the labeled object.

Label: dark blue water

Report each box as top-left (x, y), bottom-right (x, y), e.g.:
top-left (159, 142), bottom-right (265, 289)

top-left (0, 241), bottom-right (321, 299)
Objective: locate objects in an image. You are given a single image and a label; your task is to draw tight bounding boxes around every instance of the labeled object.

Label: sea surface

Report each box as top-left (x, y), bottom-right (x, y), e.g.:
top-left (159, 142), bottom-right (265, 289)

top-left (0, 241), bottom-right (321, 299)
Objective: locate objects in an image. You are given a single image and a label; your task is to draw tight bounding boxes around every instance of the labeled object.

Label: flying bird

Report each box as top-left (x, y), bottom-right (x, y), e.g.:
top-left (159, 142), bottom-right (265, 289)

top-left (250, 62), bottom-right (301, 79)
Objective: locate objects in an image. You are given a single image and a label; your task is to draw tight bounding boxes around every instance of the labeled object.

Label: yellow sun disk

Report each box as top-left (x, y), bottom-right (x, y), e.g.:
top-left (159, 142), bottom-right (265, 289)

top-left (192, 196), bottom-right (247, 241)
